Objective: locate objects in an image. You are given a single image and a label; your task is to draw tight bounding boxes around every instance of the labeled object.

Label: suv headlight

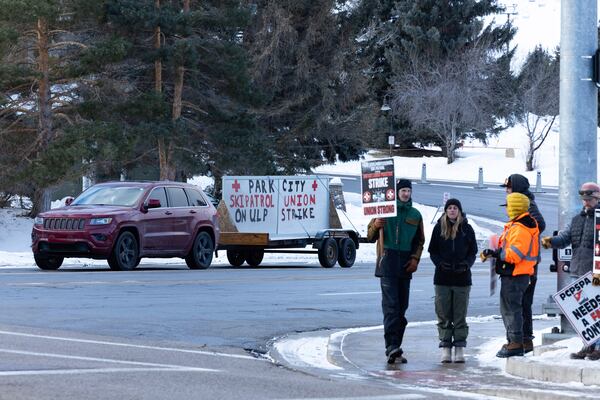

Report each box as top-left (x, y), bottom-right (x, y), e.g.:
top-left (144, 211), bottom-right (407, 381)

top-left (34, 216), bottom-right (44, 225)
top-left (90, 217), bottom-right (113, 225)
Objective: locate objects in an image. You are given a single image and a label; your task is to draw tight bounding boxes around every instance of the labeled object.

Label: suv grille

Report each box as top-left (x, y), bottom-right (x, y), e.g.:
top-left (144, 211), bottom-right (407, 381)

top-left (43, 218), bottom-right (85, 231)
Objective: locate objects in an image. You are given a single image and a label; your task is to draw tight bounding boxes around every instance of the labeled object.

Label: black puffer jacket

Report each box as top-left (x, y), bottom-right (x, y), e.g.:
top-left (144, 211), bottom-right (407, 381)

top-left (428, 217), bottom-right (478, 286)
top-left (508, 174), bottom-right (546, 234)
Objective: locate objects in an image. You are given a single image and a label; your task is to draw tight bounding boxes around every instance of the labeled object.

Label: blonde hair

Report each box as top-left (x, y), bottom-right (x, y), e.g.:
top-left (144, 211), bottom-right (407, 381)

top-left (441, 211), bottom-right (463, 240)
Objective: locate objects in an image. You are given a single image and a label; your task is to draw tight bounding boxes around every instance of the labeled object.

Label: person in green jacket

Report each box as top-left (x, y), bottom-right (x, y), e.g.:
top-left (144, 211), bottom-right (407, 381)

top-left (367, 178), bottom-right (425, 364)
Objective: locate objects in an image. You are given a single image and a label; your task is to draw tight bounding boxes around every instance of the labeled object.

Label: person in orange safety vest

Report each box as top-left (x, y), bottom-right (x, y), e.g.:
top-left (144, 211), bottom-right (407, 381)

top-left (481, 192), bottom-right (540, 358)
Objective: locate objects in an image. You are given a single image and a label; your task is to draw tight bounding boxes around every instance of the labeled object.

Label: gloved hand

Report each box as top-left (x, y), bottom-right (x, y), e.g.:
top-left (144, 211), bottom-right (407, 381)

top-left (541, 236), bottom-right (553, 249)
top-left (405, 258), bottom-right (418, 273)
top-left (373, 218), bottom-right (386, 229)
top-left (480, 249), bottom-right (498, 262)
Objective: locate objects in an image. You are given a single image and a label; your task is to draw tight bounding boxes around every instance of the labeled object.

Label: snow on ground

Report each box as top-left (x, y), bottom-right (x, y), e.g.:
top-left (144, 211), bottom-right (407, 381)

top-left (273, 316), bottom-right (573, 375)
top-left (314, 119), bottom-right (595, 188)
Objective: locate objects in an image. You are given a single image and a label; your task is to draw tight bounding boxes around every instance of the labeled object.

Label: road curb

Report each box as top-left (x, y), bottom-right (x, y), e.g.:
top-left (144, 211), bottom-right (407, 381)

top-left (506, 356), bottom-right (600, 387)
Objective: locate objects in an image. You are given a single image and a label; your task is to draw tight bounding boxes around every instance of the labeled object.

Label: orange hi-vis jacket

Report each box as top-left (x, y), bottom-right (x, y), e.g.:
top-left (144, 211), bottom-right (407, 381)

top-left (498, 212), bottom-right (540, 276)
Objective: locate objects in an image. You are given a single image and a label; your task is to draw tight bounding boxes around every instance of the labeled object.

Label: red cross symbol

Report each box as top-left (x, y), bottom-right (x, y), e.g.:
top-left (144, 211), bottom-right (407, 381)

top-left (386, 188), bottom-right (395, 201)
top-left (312, 180), bottom-right (318, 191)
top-left (363, 191), bottom-right (372, 202)
top-left (232, 179), bottom-right (241, 193)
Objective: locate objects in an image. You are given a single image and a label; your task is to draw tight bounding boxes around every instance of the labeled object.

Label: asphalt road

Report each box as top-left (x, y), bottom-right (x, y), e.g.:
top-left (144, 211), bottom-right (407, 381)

top-left (0, 259), bottom-right (560, 399)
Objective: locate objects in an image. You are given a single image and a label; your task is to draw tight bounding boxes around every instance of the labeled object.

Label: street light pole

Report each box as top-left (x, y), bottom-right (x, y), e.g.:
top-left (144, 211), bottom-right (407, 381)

top-left (381, 95), bottom-right (393, 157)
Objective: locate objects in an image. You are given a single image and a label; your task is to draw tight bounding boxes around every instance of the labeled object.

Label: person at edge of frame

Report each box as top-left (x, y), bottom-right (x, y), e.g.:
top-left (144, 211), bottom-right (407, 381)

top-left (542, 182), bottom-right (600, 361)
top-left (367, 178), bottom-right (425, 365)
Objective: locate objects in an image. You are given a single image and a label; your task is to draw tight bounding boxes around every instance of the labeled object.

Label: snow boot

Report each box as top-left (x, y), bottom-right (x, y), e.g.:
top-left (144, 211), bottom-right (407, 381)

top-left (454, 346), bottom-right (465, 363)
top-left (523, 339), bottom-right (534, 354)
top-left (440, 347), bottom-right (452, 363)
top-left (387, 347), bottom-right (407, 364)
top-left (570, 345), bottom-right (593, 360)
top-left (496, 342), bottom-right (524, 358)
top-left (586, 349), bottom-right (600, 361)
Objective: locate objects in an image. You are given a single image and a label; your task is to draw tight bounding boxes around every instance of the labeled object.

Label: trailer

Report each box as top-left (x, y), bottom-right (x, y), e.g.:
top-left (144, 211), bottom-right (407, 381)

top-left (217, 175), bottom-right (360, 268)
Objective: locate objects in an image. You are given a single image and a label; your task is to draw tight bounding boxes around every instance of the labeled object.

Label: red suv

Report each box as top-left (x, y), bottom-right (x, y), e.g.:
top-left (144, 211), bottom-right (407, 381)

top-left (31, 181), bottom-right (220, 271)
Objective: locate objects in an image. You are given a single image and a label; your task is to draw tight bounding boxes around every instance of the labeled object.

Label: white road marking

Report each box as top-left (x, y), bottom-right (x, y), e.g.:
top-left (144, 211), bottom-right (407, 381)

top-left (0, 348), bottom-right (219, 372)
top-left (0, 330), bottom-right (261, 361)
top-left (0, 367), bottom-right (210, 377)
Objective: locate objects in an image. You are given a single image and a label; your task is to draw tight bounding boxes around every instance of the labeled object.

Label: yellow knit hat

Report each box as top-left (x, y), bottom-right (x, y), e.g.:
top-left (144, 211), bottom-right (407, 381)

top-left (506, 192), bottom-right (530, 220)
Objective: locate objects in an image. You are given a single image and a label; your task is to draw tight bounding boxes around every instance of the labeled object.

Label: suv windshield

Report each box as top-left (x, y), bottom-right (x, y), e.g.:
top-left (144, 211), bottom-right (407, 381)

top-left (72, 186), bottom-right (145, 207)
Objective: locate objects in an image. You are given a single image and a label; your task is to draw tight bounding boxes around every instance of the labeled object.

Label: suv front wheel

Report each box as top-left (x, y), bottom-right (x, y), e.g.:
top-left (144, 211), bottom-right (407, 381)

top-left (108, 231), bottom-right (139, 271)
top-left (34, 254), bottom-right (64, 270)
top-left (186, 231), bottom-right (214, 269)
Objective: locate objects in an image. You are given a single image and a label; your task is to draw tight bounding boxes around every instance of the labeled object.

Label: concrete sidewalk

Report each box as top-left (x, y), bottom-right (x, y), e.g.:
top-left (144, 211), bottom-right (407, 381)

top-left (271, 317), bottom-right (599, 400)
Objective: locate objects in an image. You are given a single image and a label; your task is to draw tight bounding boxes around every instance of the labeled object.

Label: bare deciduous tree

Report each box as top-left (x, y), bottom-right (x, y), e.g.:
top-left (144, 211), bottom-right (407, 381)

top-left (390, 46), bottom-right (502, 164)
top-left (517, 46), bottom-right (559, 171)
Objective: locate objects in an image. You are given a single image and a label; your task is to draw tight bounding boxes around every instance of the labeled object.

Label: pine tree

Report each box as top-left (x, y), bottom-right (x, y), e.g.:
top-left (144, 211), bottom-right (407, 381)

top-left (0, 0), bottom-right (103, 215)
top-left (245, 0), bottom-right (371, 172)
top-left (351, 0), bottom-right (514, 153)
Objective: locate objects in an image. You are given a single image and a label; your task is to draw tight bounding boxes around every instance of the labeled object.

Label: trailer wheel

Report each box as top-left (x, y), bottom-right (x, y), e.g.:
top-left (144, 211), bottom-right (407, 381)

top-left (318, 238), bottom-right (338, 268)
top-left (245, 248), bottom-right (264, 267)
top-left (338, 238), bottom-right (356, 268)
top-left (227, 250), bottom-right (245, 267)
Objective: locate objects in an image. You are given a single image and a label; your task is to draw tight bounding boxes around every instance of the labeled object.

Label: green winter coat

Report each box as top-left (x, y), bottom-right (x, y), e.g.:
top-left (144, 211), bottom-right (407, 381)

top-left (367, 199), bottom-right (425, 261)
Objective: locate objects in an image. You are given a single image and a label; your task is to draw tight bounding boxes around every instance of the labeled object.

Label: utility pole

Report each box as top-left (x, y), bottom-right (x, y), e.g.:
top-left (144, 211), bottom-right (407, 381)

top-left (551, 0), bottom-right (598, 339)
top-left (381, 96), bottom-right (393, 157)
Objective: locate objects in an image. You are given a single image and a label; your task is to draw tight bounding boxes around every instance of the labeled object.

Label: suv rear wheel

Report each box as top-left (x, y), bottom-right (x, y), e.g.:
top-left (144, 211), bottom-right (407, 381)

top-left (34, 255), bottom-right (64, 270)
top-left (186, 231), bottom-right (214, 269)
top-left (108, 231), bottom-right (139, 271)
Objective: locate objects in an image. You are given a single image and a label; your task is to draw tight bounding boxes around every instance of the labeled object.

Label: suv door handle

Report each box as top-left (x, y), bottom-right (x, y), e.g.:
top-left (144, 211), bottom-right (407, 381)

top-left (189, 210), bottom-right (197, 214)
top-left (165, 211), bottom-right (173, 215)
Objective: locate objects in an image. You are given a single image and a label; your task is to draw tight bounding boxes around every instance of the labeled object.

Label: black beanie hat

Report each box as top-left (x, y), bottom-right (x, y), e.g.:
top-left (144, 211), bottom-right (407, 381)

top-left (444, 198), bottom-right (463, 213)
top-left (397, 178), bottom-right (412, 190)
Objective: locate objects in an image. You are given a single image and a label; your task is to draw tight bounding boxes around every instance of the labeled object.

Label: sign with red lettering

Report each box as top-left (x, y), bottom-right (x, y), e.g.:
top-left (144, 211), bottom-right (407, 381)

top-left (594, 210), bottom-right (600, 274)
top-left (553, 272), bottom-right (600, 346)
top-left (222, 176), bottom-right (329, 239)
top-left (360, 159), bottom-right (396, 218)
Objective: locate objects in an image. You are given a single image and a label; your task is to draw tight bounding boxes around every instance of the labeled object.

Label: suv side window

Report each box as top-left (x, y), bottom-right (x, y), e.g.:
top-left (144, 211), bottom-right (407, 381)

top-left (185, 188), bottom-right (208, 207)
top-left (167, 187), bottom-right (189, 207)
top-left (148, 187), bottom-right (168, 208)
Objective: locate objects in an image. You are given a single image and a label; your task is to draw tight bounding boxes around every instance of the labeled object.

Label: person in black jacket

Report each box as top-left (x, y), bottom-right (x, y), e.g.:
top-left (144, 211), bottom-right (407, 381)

top-left (501, 174), bottom-right (545, 353)
top-left (427, 198), bottom-right (478, 363)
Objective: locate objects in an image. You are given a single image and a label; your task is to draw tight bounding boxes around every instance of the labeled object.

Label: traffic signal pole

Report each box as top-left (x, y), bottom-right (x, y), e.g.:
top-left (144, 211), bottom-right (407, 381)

top-left (553, 0), bottom-right (598, 337)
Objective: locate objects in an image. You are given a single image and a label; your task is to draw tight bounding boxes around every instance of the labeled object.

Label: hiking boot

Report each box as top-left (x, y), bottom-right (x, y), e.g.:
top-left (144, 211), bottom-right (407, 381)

top-left (570, 345), bottom-right (593, 360)
top-left (454, 346), bottom-right (465, 363)
top-left (440, 347), bottom-right (452, 363)
top-left (586, 349), bottom-right (600, 361)
top-left (496, 342), bottom-right (524, 358)
top-left (523, 339), bottom-right (534, 354)
top-left (387, 347), bottom-right (407, 364)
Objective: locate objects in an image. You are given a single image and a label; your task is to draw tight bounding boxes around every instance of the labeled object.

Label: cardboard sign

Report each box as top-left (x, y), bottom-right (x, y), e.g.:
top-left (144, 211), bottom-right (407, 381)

top-left (360, 159), bottom-right (396, 218)
top-left (553, 272), bottom-right (600, 346)
top-left (222, 176), bottom-right (329, 239)
top-left (443, 192), bottom-right (450, 205)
